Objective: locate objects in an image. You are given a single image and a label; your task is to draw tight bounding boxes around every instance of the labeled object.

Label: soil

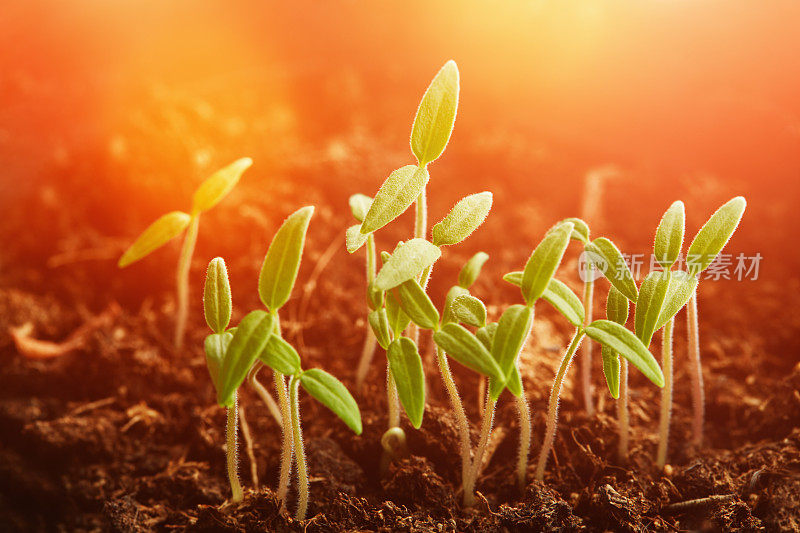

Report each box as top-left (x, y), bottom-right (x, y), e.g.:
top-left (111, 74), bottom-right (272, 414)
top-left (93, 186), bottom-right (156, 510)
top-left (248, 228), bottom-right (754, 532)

top-left (2, 72), bottom-right (800, 532)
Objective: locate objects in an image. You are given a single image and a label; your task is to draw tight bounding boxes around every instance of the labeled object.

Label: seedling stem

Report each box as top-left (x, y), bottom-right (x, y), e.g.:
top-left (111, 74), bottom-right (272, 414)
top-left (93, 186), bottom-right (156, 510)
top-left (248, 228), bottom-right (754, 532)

top-left (580, 274), bottom-right (595, 415)
top-left (435, 345), bottom-right (472, 488)
top-left (226, 391), bottom-right (244, 503)
top-left (464, 387), bottom-right (495, 507)
top-left (355, 234), bottom-right (378, 391)
top-left (289, 375), bottom-right (309, 521)
top-left (657, 317), bottom-right (675, 468)
top-left (687, 289), bottom-right (704, 447)
top-left (617, 361), bottom-right (629, 459)
top-left (515, 393), bottom-right (532, 490)
top-left (174, 215), bottom-right (199, 349)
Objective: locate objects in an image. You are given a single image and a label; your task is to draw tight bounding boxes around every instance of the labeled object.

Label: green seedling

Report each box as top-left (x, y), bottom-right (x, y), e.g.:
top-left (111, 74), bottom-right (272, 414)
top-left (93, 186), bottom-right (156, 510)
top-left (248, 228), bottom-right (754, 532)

top-left (683, 197), bottom-right (746, 449)
top-left (119, 158), bottom-right (252, 349)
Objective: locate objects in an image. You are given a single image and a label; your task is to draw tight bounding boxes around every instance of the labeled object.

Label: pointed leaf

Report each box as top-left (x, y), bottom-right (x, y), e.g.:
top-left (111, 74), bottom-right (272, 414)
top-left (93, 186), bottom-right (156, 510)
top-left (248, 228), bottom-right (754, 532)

top-left (541, 278), bottom-right (585, 327)
top-left (204, 332), bottom-right (233, 393)
top-left (258, 335), bottom-right (302, 375)
top-left (476, 322), bottom-right (497, 351)
top-left (634, 271), bottom-right (671, 347)
top-left (204, 257), bottom-right (232, 334)
top-left (368, 309), bottom-right (392, 350)
top-left (411, 60), bottom-right (459, 166)
top-left (492, 305), bottom-right (534, 383)
top-left (563, 217), bottom-right (590, 243)
top-left (584, 237), bottom-right (638, 302)
top-left (600, 345), bottom-right (621, 398)
top-left (606, 286), bottom-right (629, 325)
top-left (218, 311), bottom-right (275, 406)
top-left (654, 270), bottom-right (698, 331)
top-left (346, 224), bottom-right (369, 253)
top-left (521, 221), bottom-right (574, 304)
top-left (396, 279), bottom-right (440, 330)
top-left (432, 192), bottom-right (492, 246)
top-left (300, 369), bottom-right (362, 434)
top-left (361, 165), bottom-right (430, 234)
top-left (191, 157), bottom-right (252, 213)
top-left (366, 281), bottom-right (384, 311)
top-left (348, 194), bottom-right (372, 223)
top-left (386, 290), bottom-right (412, 337)
top-left (387, 338), bottom-right (426, 429)
top-left (653, 201), bottom-right (685, 268)
top-left (451, 294), bottom-right (487, 328)
top-left (433, 323), bottom-right (503, 381)
top-left (503, 270), bottom-right (523, 287)
top-left (258, 206), bottom-right (314, 311)
top-left (118, 211), bottom-right (191, 267)
top-left (686, 196), bottom-right (747, 275)
top-left (585, 319), bottom-right (664, 387)
top-left (458, 251), bottom-right (489, 289)
top-left (489, 365), bottom-right (523, 400)
top-left (441, 285), bottom-right (470, 324)
top-left (374, 239), bottom-right (441, 291)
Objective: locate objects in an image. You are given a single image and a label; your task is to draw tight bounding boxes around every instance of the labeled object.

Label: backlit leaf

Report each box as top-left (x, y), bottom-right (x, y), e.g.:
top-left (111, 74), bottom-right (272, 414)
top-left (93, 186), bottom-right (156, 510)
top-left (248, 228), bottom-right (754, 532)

top-left (374, 239), bottom-right (441, 291)
top-left (204, 257), bottom-right (232, 334)
top-left (541, 278), bottom-right (585, 327)
top-left (386, 290), bottom-right (412, 337)
top-left (654, 270), bottom-right (698, 331)
top-left (258, 335), bottom-right (302, 376)
top-left (368, 309), bottom-right (392, 349)
top-left (563, 217), bottom-right (590, 243)
top-left (441, 285), bottom-right (470, 324)
top-left (433, 323), bottom-right (503, 381)
top-left (606, 286), bottom-right (629, 325)
top-left (348, 194), bottom-right (372, 223)
top-left (346, 224), bottom-right (370, 253)
top-left (686, 196), bottom-right (746, 276)
top-left (458, 251), bottom-right (489, 289)
top-left (585, 319), bottom-right (664, 387)
top-left (361, 165), bottom-right (430, 234)
top-left (432, 192), bottom-right (492, 246)
top-left (475, 322), bottom-right (497, 351)
top-left (601, 345), bottom-right (621, 398)
top-left (584, 237), bottom-right (638, 302)
top-left (451, 294), bottom-right (487, 328)
top-left (396, 278), bottom-right (440, 330)
top-left (118, 211), bottom-right (192, 268)
top-left (387, 338), bottom-right (426, 429)
top-left (218, 311), bottom-right (275, 407)
top-left (411, 60), bottom-right (459, 166)
top-left (258, 206), bottom-right (314, 311)
top-left (191, 157), bottom-right (252, 213)
top-left (502, 270), bottom-right (523, 286)
top-left (300, 369), bottom-right (362, 434)
top-left (492, 305), bottom-right (534, 386)
top-left (634, 271), bottom-right (671, 347)
top-left (521, 221), bottom-right (573, 304)
top-left (204, 331), bottom-right (233, 393)
top-left (653, 201), bottom-right (685, 268)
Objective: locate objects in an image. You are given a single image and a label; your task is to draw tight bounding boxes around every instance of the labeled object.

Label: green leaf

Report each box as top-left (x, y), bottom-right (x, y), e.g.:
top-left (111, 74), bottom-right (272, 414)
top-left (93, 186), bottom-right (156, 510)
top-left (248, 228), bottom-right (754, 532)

top-left (300, 369), bottom-right (362, 434)
top-left (451, 294), bottom-right (487, 328)
top-left (653, 200), bottom-right (685, 268)
top-left (441, 285), bottom-right (470, 324)
top-left (368, 309), bottom-right (392, 350)
top-left (396, 279), bottom-right (440, 330)
top-left (386, 290), bottom-right (412, 337)
top-left (218, 311), bottom-right (275, 407)
top-left (489, 365), bottom-right (523, 400)
top-left (686, 196), bottom-right (747, 276)
top-left (203, 257), bottom-right (232, 334)
top-left (361, 165), bottom-right (430, 234)
top-left (654, 270), bottom-right (698, 331)
top-left (475, 322), bottom-right (497, 351)
top-left (387, 338), bottom-right (426, 429)
top-left (458, 251), bottom-right (489, 289)
top-left (204, 331), bottom-right (233, 393)
top-left (374, 239), bottom-right (441, 291)
top-left (191, 157), bottom-right (252, 214)
top-left (634, 271), bottom-right (671, 347)
top-left (606, 286), bottom-right (629, 325)
top-left (367, 282), bottom-right (384, 311)
top-left (562, 217), bottom-right (590, 243)
top-left (600, 345), bottom-right (621, 398)
top-left (502, 270), bottom-right (523, 287)
top-left (258, 335), bottom-right (302, 376)
top-left (584, 237), bottom-right (638, 302)
top-left (258, 206), bottom-right (314, 311)
top-left (492, 305), bottom-right (534, 386)
top-left (541, 278), bottom-right (585, 327)
top-left (411, 60), bottom-right (459, 166)
top-left (585, 319), bottom-right (664, 387)
top-left (521, 221), bottom-right (574, 304)
top-left (348, 194), bottom-right (372, 223)
top-left (118, 211), bottom-right (192, 267)
top-left (433, 323), bottom-right (503, 381)
top-left (431, 192), bottom-right (492, 246)
top-left (346, 224), bottom-right (369, 253)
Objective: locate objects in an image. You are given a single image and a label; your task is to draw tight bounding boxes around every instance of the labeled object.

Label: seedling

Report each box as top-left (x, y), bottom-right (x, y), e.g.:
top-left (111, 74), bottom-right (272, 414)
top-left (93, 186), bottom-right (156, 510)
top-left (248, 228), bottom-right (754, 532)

top-left (119, 158), bottom-right (252, 349)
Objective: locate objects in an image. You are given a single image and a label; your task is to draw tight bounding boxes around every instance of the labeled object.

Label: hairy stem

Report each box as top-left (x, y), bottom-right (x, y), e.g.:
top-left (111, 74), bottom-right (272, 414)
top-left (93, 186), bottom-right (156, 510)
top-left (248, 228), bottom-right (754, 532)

top-left (275, 372), bottom-right (293, 508)
top-left (687, 288), bottom-right (704, 447)
top-left (580, 276), bottom-right (595, 416)
top-left (464, 383), bottom-right (494, 507)
top-left (174, 214), bottom-right (199, 349)
top-left (415, 187), bottom-right (427, 241)
top-left (238, 403), bottom-right (258, 488)
top-left (226, 391), bottom-right (244, 503)
top-left (617, 359), bottom-right (630, 460)
top-left (516, 386), bottom-right (532, 491)
top-left (657, 317), bottom-right (675, 468)
top-left (355, 234), bottom-right (378, 391)
top-left (289, 376), bottom-right (309, 521)
top-left (387, 362), bottom-right (401, 429)
top-left (247, 362), bottom-right (283, 427)
top-left (435, 346), bottom-right (472, 485)
top-left (535, 329), bottom-right (584, 481)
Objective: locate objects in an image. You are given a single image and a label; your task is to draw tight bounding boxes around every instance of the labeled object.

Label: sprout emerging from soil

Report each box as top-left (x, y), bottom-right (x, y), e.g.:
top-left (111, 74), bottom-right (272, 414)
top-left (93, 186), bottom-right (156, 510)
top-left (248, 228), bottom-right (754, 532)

top-left (118, 158), bottom-right (252, 349)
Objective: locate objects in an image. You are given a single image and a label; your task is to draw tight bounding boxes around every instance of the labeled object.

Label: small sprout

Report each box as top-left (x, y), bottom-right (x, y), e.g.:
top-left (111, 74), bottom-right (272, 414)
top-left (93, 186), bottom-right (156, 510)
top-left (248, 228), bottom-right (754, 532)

top-left (653, 200), bottom-right (685, 268)
top-left (119, 158), bottom-right (252, 349)
top-left (217, 311), bottom-right (275, 407)
top-left (521, 221), bottom-right (574, 304)
top-left (633, 271), bottom-right (671, 348)
top-left (361, 165), bottom-right (431, 234)
top-left (458, 251), bottom-right (490, 289)
top-left (374, 239), bottom-right (442, 291)
top-left (410, 59), bottom-right (460, 167)
top-left (432, 192), bottom-right (493, 246)
top-left (584, 237), bottom-right (639, 302)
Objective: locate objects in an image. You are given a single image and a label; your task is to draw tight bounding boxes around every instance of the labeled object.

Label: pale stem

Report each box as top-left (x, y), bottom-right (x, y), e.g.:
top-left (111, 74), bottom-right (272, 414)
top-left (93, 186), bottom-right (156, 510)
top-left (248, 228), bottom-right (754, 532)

top-left (226, 390), bottom-right (244, 503)
top-left (415, 187), bottom-right (427, 241)
top-left (477, 378), bottom-right (486, 413)
top-left (247, 362), bottom-right (283, 427)
top-left (515, 385), bottom-right (532, 492)
top-left (275, 371), bottom-right (293, 508)
top-left (289, 376), bottom-right (309, 521)
top-left (580, 275), bottom-right (595, 416)
top-left (237, 403), bottom-right (258, 488)
top-left (435, 346), bottom-right (472, 484)
top-left (387, 362), bottom-right (401, 429)
top-left (535, 329), bottom-right (584, 481)
top-left (355, 234), bottom-right (378, 391)
top-left (617, 359), bottom-right (630, 460)
top-left (657, 317), bottom-right (675, 468)
top-left (687, 288), bottom-right (704, 447)
top-left (463, 383), bottom-right (494, 507)
top-left (174, 214), bottom-right (199, 349)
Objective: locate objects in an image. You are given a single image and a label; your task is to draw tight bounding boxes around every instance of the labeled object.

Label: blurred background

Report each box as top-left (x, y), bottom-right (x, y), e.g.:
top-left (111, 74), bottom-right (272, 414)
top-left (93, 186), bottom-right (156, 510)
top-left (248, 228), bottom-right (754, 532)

top-left (1, 0), bottom-right (798, 358)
